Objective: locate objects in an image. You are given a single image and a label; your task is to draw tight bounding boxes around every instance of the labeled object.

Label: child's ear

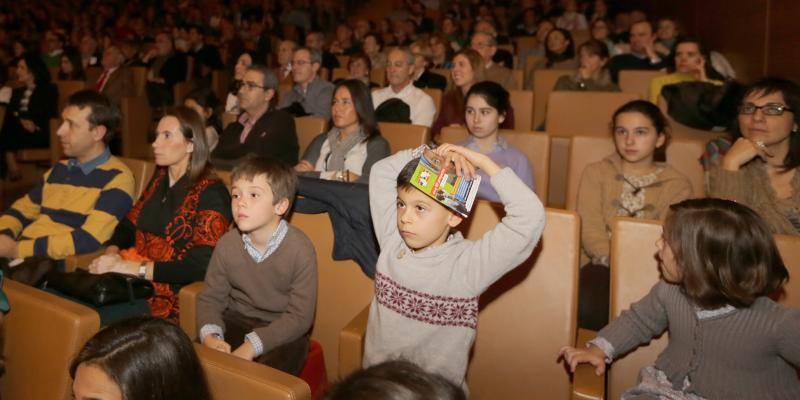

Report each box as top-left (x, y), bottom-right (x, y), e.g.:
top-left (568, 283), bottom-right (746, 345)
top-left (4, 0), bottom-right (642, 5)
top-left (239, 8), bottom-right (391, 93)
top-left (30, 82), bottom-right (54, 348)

top-left (656, 132), bottom-right (667, 148)
top-left (274, 197), bottom-right (290, 216)
top-left (446, 212), bottom-right (463, 228)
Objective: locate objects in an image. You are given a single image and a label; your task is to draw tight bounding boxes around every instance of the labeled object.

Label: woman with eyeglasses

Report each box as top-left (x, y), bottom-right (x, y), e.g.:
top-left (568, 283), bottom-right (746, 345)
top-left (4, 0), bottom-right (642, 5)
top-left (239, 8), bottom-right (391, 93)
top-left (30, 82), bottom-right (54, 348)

top-left (294, 79), bottom-right (390, 183)
top-left (709, 77), bottom-right (800, 236)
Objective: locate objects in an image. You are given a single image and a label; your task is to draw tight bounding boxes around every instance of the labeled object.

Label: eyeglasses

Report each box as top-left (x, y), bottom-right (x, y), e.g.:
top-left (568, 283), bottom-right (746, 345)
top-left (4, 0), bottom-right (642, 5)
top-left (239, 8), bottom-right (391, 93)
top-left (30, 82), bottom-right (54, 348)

top-left (291, 60), bottom-right (311, 66)
top-left (738, 103), bottom-right (795, 116)
top-left (237, 81), bottom-right (266, 91)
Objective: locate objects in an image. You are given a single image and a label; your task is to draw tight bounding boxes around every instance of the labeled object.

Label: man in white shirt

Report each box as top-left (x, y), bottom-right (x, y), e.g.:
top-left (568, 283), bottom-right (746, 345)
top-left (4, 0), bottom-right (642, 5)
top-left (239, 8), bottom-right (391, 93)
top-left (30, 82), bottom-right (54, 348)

top-left (371, 48), bottom-right (436, 127)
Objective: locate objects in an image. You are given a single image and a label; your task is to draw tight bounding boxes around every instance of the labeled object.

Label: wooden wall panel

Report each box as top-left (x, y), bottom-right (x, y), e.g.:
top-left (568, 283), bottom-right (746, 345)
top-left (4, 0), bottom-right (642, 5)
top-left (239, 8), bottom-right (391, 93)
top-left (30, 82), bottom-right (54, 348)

top-left (767, 0), bottom-right (800, 82)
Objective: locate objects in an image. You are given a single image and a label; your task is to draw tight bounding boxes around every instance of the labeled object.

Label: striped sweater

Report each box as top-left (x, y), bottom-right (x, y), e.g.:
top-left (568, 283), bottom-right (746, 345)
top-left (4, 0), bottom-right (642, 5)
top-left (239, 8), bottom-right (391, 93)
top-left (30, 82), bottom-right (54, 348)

top-left (0, 155), bottom-right (135, 260)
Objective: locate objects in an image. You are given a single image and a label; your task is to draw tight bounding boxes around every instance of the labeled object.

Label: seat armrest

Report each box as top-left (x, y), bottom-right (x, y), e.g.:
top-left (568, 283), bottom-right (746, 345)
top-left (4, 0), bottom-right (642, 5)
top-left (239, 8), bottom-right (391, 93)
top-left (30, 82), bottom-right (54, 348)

top-left (179, 282), bottom-right (205, 341)
top-left (338, 304), bottom-right (370, 379)
top-left (571, 328), bottom-right (605, 400)
top-left (64, 250), bottom-right (105, 272)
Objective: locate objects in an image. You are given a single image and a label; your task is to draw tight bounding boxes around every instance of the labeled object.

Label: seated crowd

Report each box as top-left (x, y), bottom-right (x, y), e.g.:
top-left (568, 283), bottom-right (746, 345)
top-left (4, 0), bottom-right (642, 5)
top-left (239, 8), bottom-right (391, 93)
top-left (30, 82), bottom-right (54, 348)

top-left (0, 0), bottom-right (798, 399)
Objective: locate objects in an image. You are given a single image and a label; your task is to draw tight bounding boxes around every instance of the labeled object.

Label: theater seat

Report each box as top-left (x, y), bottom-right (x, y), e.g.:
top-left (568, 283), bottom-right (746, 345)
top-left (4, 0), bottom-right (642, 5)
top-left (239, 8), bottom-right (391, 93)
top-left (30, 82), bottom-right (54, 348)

top-left (196, 343), bottom-right (312, 400)
top-left (377, 122), bottom-right (430, 152)
top-left (618, 70), bottom-right (666, 101)
top-left (338, 206), bottom-right (581, 399)
top-left (295, 116), bottom-right (329, 157)
top-left (0, 279), bottom-right (100, 400)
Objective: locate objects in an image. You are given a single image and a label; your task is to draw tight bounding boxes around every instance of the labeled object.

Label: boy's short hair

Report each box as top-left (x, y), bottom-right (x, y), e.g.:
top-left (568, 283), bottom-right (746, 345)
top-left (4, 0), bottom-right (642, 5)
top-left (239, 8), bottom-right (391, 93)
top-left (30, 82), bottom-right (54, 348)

top-left (231, 156), bottom-right (298, 212)
top-left (325, 360), bottom-right (466, 400)
top-left (664, 198), bottom-right (788, 309)
top-left (396, 157), bottom-right (421, 191)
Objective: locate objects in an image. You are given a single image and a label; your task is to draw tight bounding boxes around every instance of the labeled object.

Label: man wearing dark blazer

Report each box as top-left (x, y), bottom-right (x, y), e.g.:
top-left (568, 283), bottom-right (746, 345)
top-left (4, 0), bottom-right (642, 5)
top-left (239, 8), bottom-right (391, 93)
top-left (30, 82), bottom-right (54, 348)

top-left (90, 45), bottom-right (133, 106)
top-left (211, 65), bottom-right (298, 169)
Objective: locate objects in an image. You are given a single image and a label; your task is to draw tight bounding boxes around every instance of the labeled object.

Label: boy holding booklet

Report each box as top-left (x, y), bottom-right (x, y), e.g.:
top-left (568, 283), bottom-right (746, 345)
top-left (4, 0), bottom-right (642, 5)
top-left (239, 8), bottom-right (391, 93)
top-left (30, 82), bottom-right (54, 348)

top-left (364, 143), bottom-right (546, 388)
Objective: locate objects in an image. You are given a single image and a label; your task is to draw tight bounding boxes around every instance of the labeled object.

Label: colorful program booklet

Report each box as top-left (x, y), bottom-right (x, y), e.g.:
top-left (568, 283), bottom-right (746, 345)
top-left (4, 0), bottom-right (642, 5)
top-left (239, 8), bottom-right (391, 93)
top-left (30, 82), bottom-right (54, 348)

top-left (409, 149), bottom-right (481, 217)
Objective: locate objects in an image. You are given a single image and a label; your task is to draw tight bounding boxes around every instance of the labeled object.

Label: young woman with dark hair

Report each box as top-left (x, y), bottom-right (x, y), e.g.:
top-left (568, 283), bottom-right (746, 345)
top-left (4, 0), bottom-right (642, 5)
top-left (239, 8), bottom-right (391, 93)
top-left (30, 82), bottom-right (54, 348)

top-left (709, 77), bottom-right (800, 235)
top-left (295, 79), bottom-right (390, 183)
top-left (576, 100), bottom-right (692, 330)
top-left (459, 81), bottom-right (533, 202)
top-left (554, 39), bottom-right (620, 92)
top-left (71, 316), bottom-right (212, 400)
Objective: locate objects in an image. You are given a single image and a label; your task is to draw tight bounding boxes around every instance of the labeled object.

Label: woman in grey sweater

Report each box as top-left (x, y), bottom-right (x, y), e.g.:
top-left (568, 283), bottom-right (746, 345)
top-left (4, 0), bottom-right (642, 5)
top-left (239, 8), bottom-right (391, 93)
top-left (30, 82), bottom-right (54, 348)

top-left (294, 79), bottom-right (390, 184)
top-left (560, 198), bottom-right (800, 399)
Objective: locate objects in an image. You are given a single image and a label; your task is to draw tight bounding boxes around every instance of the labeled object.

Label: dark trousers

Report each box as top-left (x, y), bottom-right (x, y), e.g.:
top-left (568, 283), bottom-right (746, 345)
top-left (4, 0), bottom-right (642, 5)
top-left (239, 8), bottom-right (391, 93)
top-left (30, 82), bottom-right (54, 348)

top-left (0, 257), bottom-right (56, 287)
top-left (578, 263), bottom-right (610, 331)
top-left (222, 308), bottom-right (309, 376)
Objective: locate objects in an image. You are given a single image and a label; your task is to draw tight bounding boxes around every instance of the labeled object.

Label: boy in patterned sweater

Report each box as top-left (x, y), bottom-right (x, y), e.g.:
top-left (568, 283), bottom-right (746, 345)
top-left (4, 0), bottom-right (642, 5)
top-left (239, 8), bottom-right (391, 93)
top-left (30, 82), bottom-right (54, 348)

top-left (364, 143), bottom-right (545, 387)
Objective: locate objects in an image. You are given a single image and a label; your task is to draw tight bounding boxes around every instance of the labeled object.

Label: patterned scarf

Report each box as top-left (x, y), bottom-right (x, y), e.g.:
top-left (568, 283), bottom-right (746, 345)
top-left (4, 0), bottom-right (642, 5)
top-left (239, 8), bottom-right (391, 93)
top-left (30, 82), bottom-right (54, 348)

top-left (325, 125), bottom-right (365, 171)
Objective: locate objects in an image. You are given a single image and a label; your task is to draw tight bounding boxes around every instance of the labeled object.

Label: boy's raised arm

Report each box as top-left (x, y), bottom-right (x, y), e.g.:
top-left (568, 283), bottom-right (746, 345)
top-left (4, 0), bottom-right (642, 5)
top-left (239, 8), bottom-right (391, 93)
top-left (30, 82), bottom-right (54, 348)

top-left (369, 149), bottom-right (415, 246)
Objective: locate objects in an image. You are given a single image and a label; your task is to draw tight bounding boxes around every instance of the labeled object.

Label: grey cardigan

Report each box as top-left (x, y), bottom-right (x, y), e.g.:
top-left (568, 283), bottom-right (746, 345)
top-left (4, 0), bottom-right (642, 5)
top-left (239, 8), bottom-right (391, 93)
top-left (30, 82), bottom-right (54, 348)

top-left (300, 129), bottom-right (391, 184)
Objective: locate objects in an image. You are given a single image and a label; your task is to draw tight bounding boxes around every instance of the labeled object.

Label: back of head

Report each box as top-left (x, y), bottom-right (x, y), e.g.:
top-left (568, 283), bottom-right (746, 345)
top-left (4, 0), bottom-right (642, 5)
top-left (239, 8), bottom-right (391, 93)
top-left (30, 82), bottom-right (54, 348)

top-left (231, 156), bottom-right (298, 211)
top-left (325, 360), bottom-right (466, 400)
top-left (22, 51), bottom-right (52, 84)
top-left (70, 316), bottom-right (211, 400)
top-left (664, 198), bottom-right (789, 308)
top-left (67, 89), bottom-right (121, 144)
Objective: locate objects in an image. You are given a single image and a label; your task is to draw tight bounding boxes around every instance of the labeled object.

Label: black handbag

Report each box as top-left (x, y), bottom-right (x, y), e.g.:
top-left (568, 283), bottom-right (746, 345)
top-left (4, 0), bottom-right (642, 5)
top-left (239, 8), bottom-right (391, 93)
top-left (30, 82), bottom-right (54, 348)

top-left (45, 269), bottom-right (155, 307)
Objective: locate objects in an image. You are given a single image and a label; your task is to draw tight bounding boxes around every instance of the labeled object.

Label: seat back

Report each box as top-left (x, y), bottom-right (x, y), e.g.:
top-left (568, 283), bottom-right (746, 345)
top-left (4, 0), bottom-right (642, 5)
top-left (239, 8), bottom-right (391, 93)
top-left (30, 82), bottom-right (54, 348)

top-left (464, 205), bottom-right (579, 400)
top-left (130, 66), bottom-right (147, 97)
top-left (370, 67), bottom-right (387, 87)
top-left (331, 68), bottom-right (349, 81)
top-left (509, 90), bottom-right (534, 131)
top-left (532, 69), bottom-right (573, 129)
top-left (377, 122), bottom-right (430, 152)
top-left (221, 112), bottom-right (237, 130)
top-left (422, 87), bottom-right (443, 119)
top-left (211, 69), bottom-right (230, 101)
top-left (564, 135), bottom-right (707, 211)
top-left (618, 70), bottom-right (667, 101)
top-left (119, 96), bottom-right (153, 159)
top-left (511, 69), bottom-right (524, 90)
top-left (572, 30), bottom-right (591, 47)
top-left (295, 116), bottom-right (329, 158)
top-left (439, 127), bottom-right (549, 202)
top-left (335, 55), bottom-right (350, 69)
top-left (118, 157), bottom-right (156, 200)
top-left (607, 219), bottom-right (800, 400)
top-left (173, 81), bottom-right (192, 106)
top-left (430, 68), bottom-right (452, 88)
top-left (55, 80), bottom-right (88, 111)
top-left (216, 169), bottom-right (232, 190)
top-left (546, 91), bottom-right (640, 136)
top-left (0, 280), bottom-right (100, 400)
top-left (196, 344), bottom-right (311, 400)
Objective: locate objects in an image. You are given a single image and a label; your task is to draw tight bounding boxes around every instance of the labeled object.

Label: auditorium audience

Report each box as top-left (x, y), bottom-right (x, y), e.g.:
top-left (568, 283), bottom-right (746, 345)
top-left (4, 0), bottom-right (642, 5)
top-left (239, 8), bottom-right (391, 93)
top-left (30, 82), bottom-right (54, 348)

top-left (296, 79), bottom-right (390, 183)
top-left (577, 100), bottom-right (692, 330)
top-left (649, 37), bottom-right (724, 103)
top-left (184, 87), bottom-right (222, 152)
top-left (429, 34), bottom-right (453, 69)
top-left (607, 20), bottom-right (667, 83)
top-left (58, 48), bottom-right (86, 81)
top-left (459, 81), bottom-right (534, 202)
top-left (336, 53), bottom-right (378, 89)
top-left (213, 65), bottom-right (299, 167)
top-left (525, 28), bottom-right (578, 90)
top-left (362, 32), bottom-right (387, 70)
top-left (275, 40), bottom-right (297, 85)
top-left (1, 53), bottom-right (59, 180)
top-left (92, 45), bottom-right (134, 107)
top-left (71, 316), bottom-right (212, 400)
top-left (0, 91), bottom-right (134, 284)
top-left (144, 32), bottom-right (188, 111)
top-left (197, 157), bottom-right (316, 374)
top-left (224, 52), bottom-right (253, 114)
top-left (553, 39), bottom-right (619, 92)
top-left (372, 47), bottom-right (436, 127)
top-left (278, 47), bottom-right (336, 119)
top-left (432, 48), bottom-right (512, 137)
top-left (471, 31), bottom-right (518, 91)
top-left (410, 41), bottom-right (447, 91)
top-left (708, 77), bottom-right (800, 236)
top-left (89, 106), bottom-right (231, 320)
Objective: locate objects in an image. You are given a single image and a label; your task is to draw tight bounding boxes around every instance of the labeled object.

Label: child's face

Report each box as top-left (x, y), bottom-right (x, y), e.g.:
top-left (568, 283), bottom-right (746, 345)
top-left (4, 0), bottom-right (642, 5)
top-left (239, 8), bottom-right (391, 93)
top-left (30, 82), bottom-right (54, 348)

top-left (231, 174), bottom-right (288, 234)
top-left (656, 234), bottom-right (681, 283)
top-left (396, 187), bottom-right (462, 251)
top-left (465, 94), bottom-right (504, 139)
top-left (613, 112), bottom-right (666, 167)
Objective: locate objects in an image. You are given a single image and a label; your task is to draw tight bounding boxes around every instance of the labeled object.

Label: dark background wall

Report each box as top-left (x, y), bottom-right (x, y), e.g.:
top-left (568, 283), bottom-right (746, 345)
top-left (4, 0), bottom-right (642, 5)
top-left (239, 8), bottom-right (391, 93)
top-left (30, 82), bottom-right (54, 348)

top-left (624, 0), bottom-right (800, 83)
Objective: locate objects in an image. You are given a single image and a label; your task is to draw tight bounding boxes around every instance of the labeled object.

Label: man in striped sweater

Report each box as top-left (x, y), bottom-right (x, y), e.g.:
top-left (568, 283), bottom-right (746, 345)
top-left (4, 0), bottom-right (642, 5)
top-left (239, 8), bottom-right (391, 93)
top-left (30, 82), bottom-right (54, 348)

top-left (0, 90), bottom-right (134, 282)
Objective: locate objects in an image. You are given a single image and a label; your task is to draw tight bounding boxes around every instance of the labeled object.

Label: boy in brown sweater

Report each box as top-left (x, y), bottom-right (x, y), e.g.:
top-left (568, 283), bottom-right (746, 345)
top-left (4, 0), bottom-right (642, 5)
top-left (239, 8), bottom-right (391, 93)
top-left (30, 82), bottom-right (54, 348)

top-left (196, 157), bottom-right (317, 375)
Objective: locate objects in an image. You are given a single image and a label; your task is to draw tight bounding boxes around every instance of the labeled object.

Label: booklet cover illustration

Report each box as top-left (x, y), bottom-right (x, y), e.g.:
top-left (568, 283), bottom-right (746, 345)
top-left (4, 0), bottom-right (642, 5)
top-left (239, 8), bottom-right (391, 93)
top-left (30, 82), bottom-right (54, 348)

top-left (409, 149), bottom-right (481, 217)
